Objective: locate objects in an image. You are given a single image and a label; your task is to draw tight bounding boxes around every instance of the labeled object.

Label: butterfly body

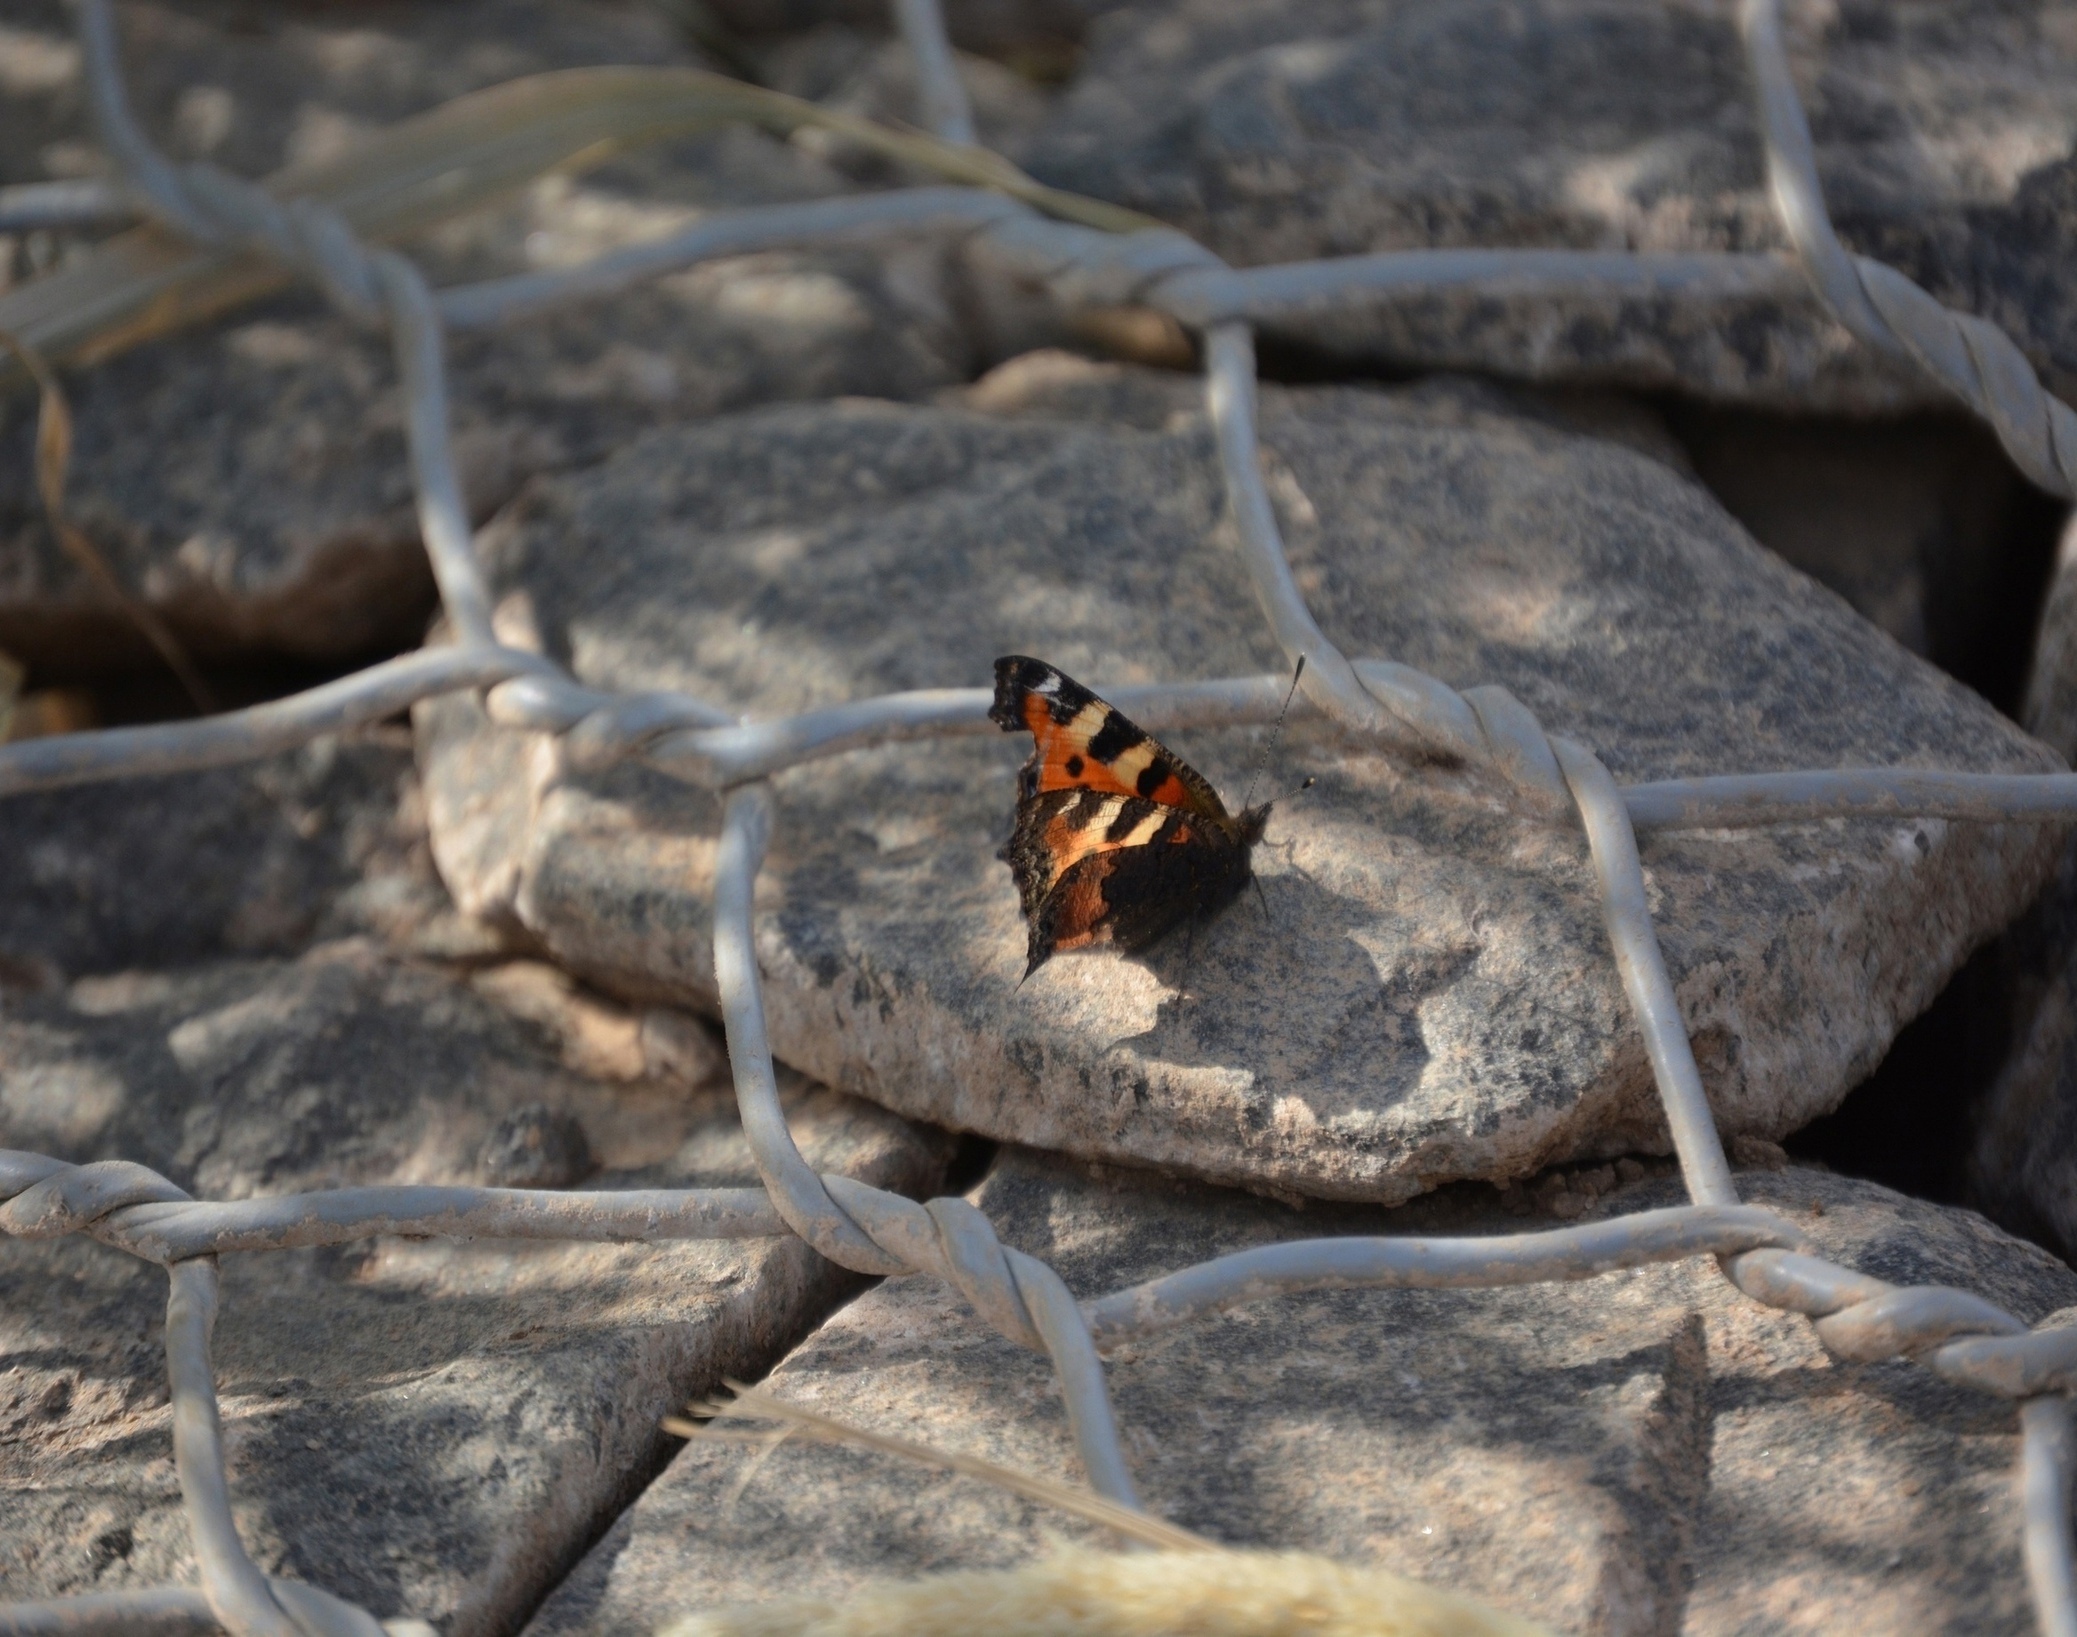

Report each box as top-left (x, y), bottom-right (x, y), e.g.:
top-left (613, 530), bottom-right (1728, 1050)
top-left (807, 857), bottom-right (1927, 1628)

top-left (991, 656), bottom-right (1270, 977)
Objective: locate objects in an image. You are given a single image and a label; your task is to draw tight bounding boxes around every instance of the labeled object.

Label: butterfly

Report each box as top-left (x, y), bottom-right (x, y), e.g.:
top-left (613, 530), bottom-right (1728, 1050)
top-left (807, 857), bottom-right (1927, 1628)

top-left (990, 655), bottom-right (1275, 978)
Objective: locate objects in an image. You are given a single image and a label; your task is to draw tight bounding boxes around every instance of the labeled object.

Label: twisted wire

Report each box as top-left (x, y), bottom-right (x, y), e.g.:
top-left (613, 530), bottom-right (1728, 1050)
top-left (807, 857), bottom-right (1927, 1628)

top-left (1738, 0), bottom-right (2077, 501)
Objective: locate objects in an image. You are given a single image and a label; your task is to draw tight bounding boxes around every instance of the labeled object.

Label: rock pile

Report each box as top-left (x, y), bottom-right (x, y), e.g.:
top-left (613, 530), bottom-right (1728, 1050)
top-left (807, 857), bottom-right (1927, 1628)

top-left (4, 1), bottom-right (2077, 1633)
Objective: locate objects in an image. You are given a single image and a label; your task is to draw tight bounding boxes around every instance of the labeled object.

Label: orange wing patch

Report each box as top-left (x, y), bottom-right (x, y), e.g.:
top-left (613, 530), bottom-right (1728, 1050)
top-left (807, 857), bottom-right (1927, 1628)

top-left (993, 655), bottom-right (1223, 817)
top-left (1017, 690), bottom-right (1195, 807)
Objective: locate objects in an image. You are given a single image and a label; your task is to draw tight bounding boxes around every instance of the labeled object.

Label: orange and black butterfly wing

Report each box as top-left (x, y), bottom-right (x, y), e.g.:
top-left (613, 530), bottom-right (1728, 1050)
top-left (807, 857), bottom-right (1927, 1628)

top-left (993, 657), bottom-right (1268, 975)
top-left (997, 765), bottom-right (1255, 978)
top-left (990, 655), bottom-right (1234, 821)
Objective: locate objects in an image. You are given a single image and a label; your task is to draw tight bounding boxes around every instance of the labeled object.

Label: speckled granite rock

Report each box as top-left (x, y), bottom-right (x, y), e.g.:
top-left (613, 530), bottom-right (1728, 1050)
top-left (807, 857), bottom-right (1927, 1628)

top-left (526, 1148), bottom-right (2077, 1637)
top-left (1019, 0), bottom-right (2077, 411)
top-left (0, 0), bottom-right (968, 674)
top-left (417, 354), bottom-right (2060, 1204)
top-left (0, 940), bottom-right (949, 1633)
top-left (0, 728), bottom-right (493, 988)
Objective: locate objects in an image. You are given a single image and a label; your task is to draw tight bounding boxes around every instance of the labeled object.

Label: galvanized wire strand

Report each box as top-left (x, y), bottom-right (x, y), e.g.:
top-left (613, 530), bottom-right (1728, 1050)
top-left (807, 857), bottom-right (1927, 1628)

top-left (0, 1587), bottom-right (223, 1635)
top-left (437, 189), bottom-right (1027, 329)
top-left (0, 1151), bottom-right (783, 1261)
top-left (1083, 1207), bottom-right (2077, 1403)
top-left (1934, 1329), bottom-right (2077, 1400)
top-left (372, 253), bottom-right (497, 647)
top-left (1552, 738), bottom-right (1740, 1206)
top-left (1150, 247), bottom-right (1808, 330)
top-left (714, 785), bottom-right (909, 1278)
top-left (1622, 769), bottom-right (2077, 829)
top-left (10, 640), bottom-right (2077, 816)
top-left (1738, 0), bottom-right (2077, 500)
top-left (0, 180), bottom-right (132, 233)
top-left (1205, 323), bottom-right (1408, 745)
top-left (889, 0), bottom-right (978, 146)
top-left (73, 0), bottom-right (215, 245)
top-left (0, 647), bottom-right (550, 796)
top-left (2028, 1398), bottom-right (2077, 1637)
top-left (166, 1260), bottom-right (308, 1637)
top-left (713, 784), bottom-right (1146, 1504)
top-left (1084, 1205), bottom-right (1808, 1345)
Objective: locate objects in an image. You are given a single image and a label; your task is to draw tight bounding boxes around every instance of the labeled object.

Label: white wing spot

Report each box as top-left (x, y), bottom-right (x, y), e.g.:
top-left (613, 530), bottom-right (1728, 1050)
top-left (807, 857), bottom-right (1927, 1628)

top-left (1120, 811), bottom-right (1167, 848)
top-left (1111, 741), bottom-right (1157, 784)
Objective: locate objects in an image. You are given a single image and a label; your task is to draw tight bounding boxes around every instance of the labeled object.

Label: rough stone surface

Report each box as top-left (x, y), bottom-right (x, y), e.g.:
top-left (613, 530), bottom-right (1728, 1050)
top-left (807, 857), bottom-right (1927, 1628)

top-left (0, 941), bottom-right (950, 1633)
top-left (528, 1147), bottom-right (2077, 1637)
top-left (417, 354), bottom-right (2060, 1204)
top-left (0, 727), bottom-right (493, 990)
top-left (1020, 0), bottom-right (2077, 410)
top-left (0, 0), bottom-right (970, 674)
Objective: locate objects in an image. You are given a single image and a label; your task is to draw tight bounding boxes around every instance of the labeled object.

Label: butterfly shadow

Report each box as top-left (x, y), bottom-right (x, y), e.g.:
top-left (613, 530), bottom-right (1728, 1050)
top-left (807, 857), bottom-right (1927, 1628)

top-left (1106, 864), bottom-right (1483, 1127)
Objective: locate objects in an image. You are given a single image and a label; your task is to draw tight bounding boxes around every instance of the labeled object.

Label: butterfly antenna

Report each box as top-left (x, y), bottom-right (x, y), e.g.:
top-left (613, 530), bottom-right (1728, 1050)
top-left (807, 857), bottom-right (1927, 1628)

top-left (1239, 656), bottom-right (1306, 812)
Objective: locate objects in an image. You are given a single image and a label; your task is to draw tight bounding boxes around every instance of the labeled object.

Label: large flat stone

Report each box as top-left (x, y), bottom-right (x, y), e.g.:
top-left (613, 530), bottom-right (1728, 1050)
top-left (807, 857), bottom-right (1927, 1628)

top-left (0, 941), bottom-right (950, 1632)
top-left (527, 1148), bottom-right (2077, 1636)
top-left (417, 354), bottom-right (2059, 1204)
top-left (0, 0), bottom-right (969, 674)
top-left (1019, 0), bottom-right (2077, 411)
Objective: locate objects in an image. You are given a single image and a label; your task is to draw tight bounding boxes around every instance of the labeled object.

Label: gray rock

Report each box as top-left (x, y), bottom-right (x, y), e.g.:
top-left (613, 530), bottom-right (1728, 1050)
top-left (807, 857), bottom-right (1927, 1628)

top-left (0, 940), bottom-right (951, 1633)
top-left (481, 1102), bottom-right (596, 1188)
top-left (527, 1147), bottom-right (2076, 1636)
top-left (417, 354), bottom-right (2059, 1204)
top-left (1020, 0), bottom-right (2077, 411)
top-left (0, 728), bottom-right (493, 988)
top-left (0, 0), bottom-right (969, 675)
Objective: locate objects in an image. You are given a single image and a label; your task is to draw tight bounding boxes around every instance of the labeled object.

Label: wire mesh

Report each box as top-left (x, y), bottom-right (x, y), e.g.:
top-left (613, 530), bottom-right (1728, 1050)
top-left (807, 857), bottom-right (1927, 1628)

top-left (4, 0), bottom-right (2077, 1630)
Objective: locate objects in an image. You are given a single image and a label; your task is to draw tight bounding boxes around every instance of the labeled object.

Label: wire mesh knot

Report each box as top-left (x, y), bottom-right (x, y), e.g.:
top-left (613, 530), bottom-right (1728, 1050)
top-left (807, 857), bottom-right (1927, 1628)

top-left (0, 1152), bottom-right (191, 1239)
top-left (821, 1176), bottom-right (1050, 1350)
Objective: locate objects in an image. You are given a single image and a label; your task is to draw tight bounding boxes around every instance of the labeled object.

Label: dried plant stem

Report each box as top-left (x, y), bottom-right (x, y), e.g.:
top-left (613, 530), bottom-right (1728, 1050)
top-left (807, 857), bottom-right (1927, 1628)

top-left (0, 326), bottom-right (214, 712)
top-left (669, 1379), bottom-right (1207, 1552)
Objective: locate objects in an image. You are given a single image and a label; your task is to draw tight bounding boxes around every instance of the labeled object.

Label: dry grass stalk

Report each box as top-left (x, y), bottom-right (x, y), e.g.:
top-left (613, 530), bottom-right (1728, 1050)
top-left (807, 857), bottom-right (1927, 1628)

top-left (0, 325), bottom-right (213, 712)
top-left (670, 1378), bottom-right (1205, 1551)
top-left (659, 1381), bottom-right (1556, 1637)
top-left (0, 66), bottom-right (1157, 376)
